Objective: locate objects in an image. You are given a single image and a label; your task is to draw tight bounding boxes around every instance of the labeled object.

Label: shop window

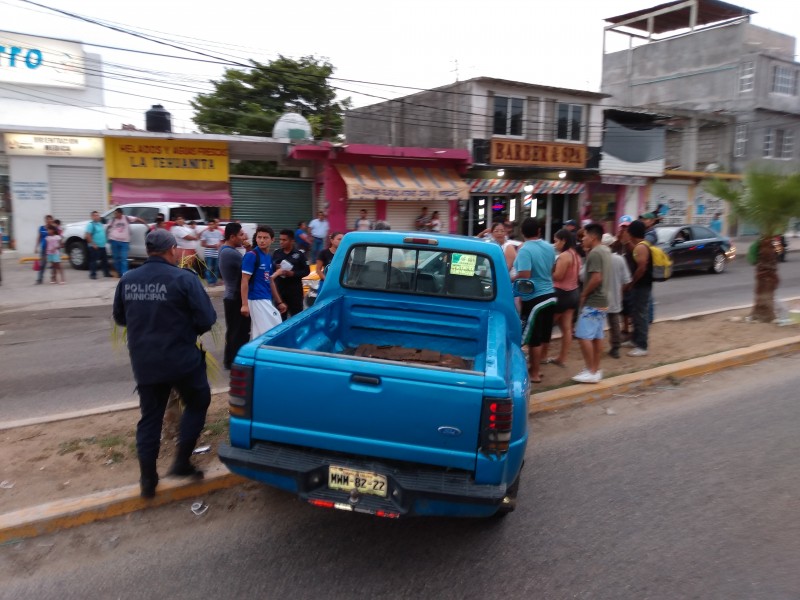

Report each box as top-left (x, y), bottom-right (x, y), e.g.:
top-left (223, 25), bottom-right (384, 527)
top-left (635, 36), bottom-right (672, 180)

top-left (557, 103), bottom-right (583, 141)
top-left (493, 96), bottom-right (524, 136)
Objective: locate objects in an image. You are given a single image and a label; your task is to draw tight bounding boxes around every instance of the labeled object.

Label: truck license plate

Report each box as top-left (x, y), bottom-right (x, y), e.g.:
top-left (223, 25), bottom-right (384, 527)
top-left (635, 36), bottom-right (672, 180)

top-left (328, 466), bottom-right (388, 498)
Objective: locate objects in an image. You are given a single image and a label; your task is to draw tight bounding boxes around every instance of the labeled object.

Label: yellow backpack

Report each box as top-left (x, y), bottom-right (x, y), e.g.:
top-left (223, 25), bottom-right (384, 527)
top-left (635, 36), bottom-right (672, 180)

top-left (641, 241), bottom-right (673, 282)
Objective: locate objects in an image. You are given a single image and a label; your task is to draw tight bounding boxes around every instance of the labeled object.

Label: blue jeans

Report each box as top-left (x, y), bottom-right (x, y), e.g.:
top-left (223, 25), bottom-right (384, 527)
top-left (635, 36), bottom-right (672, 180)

top-left (204, 255), bottom-right (219, 285)
top-left (110, 240), bottom-right (129, 276)
top-left (631, 286), bottom-right (652, 351)
top-left (88, 245), bottom-right (111, 278)
top-left (36, 245), bottom-right (47, 283)
top-left (311, 237), bottom-right (324, 262)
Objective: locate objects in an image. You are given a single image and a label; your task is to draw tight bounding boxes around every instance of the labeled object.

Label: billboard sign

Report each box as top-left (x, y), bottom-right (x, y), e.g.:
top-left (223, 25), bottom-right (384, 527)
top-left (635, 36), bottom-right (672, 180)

top-left (0, 31), bottom-right (86, 88)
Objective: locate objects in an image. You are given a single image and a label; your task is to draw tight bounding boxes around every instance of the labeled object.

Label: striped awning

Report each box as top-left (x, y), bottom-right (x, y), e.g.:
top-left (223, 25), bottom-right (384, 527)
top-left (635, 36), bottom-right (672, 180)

top-left (466, 178), bottom-right (585, 195)
top-left (336, 164), bottom-right (469, 201)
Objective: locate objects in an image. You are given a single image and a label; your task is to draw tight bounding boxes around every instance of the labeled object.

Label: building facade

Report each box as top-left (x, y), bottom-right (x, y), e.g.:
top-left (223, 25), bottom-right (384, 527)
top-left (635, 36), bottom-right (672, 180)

top-left (345, 77), bottom-right (608, 240)
top-left (602, 0), bottom-right (800, 233)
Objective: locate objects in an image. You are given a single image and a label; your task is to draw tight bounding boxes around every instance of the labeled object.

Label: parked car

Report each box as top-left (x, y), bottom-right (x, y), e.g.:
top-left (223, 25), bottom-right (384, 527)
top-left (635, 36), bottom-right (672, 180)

top-left (654, 224), bottom-right (735, 274)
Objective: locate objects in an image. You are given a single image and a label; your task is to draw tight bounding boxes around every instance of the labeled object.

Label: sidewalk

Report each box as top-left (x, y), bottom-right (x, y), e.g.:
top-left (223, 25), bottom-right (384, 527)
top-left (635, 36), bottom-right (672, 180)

top-left (0, 253), bottom-right (223, 314)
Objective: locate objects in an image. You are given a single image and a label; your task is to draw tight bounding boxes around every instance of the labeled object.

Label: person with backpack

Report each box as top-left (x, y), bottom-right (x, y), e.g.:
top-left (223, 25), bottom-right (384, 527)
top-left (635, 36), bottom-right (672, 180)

top-left (621, 220), bottom-right (652, 357)
top-left (240, 225), bottom-right (287, 339)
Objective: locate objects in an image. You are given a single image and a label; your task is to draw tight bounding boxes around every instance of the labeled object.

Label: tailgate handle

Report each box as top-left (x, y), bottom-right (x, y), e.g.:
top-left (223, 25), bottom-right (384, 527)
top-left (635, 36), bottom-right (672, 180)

top-left (352, 374), bottom-right (381, 386)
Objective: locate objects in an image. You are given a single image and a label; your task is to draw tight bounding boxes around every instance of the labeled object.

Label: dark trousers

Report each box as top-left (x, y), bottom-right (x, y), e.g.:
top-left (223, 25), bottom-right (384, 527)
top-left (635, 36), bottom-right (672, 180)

top-left (607, 312), bottom-right (622, 350)
top-left (277, 281), bottom-right (304, 321)
top-left (631, 286), bottom-right (652, 351)
top-left (136, 361), bottom-right (211, 468)
top-left (88, 245), bottom-right (110, 277)
top-left (223, 297), bottom-right (251, 369)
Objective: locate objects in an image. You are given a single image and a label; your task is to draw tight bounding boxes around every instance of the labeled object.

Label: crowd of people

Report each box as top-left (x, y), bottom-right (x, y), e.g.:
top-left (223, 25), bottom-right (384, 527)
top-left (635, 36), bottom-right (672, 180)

top-left (484, 214), bottom-right (658, 385)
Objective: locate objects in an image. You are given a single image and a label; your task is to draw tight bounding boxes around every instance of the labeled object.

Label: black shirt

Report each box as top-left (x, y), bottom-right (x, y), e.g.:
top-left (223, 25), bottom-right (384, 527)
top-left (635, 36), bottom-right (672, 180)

top-left (272, 246), bottom-right (310, 294)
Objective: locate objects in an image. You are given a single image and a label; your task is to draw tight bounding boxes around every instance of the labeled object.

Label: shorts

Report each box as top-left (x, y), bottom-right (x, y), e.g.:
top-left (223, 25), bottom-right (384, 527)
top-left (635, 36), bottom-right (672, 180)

top-left (47, 252), bottom-right (61, 264)
top-left (574, 306), bottom-right (608, 340)
top-left (249, 299), bottom-right (282, 339)
top-left (520, 293), bottom-right (556, 347)
top-left (554, 287), bottom-right (579, 313)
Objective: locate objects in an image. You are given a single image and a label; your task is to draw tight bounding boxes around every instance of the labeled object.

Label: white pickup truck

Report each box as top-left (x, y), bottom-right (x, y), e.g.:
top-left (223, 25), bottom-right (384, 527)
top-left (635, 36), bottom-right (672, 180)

top-left (62, 202), bottom-right (254, 270)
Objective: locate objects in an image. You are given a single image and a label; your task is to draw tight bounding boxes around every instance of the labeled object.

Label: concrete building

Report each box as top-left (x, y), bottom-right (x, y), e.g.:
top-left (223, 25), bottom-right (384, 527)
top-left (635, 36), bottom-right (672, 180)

top-left (345, 77), bottom-right (608, 239)
top-left (602, 0), bottom-right (800, 231)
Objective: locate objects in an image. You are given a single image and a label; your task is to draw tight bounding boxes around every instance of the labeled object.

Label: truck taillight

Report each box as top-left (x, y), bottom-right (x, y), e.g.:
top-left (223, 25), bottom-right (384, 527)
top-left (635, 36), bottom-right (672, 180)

top-left (480, 397), bottom-right (513, 455)
top-left (229, 365), bottom-right (253, 419)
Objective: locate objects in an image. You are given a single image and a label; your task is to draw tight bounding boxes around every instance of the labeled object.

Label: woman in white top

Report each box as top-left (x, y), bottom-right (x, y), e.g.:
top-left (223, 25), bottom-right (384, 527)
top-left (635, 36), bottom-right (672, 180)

top-left (487, 222), bottom-right (518, 277)
top-left (429, 211), bottom-right (442, 232)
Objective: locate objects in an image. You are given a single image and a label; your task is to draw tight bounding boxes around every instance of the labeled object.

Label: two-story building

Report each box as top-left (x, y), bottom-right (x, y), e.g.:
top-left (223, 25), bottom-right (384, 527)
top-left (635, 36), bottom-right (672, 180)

top-left (345, 77), bottom-right (608, 240)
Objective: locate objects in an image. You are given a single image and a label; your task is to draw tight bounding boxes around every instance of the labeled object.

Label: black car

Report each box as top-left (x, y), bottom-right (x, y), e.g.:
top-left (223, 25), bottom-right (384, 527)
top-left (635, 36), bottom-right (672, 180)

top-left (654, 225), bottom-right (735, 274)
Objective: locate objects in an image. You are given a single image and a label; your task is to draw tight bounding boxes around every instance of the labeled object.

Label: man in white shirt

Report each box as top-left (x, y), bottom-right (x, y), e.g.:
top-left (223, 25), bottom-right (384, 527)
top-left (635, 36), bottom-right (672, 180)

top-left (200, 219), bottom-right (224, 285)
top-left (308, 211), bottom-right (330, 262)
top-left (354, 209), bottom-right (373, 231)
top-left (171, 215), bottom-right (199, 268)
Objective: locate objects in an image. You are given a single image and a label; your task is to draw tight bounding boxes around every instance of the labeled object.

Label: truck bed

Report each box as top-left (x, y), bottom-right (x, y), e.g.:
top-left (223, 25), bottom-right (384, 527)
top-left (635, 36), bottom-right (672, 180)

top-left (265, 294), bottom-right (488, 373)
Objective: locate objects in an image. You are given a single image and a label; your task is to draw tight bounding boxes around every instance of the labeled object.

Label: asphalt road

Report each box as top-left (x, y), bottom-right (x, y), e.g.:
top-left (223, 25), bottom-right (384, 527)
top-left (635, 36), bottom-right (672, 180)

top-left (3, 355), bottom-right (799, 599)
top-left (1, 257), bottom-right (799, 423)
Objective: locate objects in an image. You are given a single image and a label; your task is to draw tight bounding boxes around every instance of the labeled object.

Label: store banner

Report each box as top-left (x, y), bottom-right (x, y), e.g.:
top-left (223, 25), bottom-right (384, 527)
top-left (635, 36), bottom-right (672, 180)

top-left (105, 138), bottom-right (229, 181)
top-left (4, 133), bottom-right (103, 158)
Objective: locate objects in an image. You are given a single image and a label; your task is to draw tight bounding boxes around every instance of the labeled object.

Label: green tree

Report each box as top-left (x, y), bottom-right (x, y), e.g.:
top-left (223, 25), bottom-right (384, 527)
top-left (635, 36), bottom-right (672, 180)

top-left (705, 168), bottom-right (800, 322)
top-left (191, 55), bottom-right (351, 140)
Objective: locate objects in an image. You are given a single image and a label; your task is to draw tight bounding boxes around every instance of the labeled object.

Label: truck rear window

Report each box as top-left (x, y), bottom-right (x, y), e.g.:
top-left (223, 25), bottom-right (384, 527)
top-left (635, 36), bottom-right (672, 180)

top-left (341, 245), bottom-right (495, 300)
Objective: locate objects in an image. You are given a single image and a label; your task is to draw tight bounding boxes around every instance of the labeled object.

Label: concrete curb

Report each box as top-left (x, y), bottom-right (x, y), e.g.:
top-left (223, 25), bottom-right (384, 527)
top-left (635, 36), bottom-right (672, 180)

top-left (529, 335), bottom-right (800, 415)
top-left (0, 467), bottom-right (245, 545)
top-left (0, 387), bottom-right (230, 431)
top-left (2, 336), bottom-right (799, 544)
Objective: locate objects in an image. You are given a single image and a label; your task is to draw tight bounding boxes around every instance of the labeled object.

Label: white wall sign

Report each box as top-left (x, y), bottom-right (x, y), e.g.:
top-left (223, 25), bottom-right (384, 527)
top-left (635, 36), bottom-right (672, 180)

top-left (4, 133), bottom-right (103, 157)
top-left (0, 31), bottom-right (86, 88)
top-left (12, 181), bottom-right (48, 201)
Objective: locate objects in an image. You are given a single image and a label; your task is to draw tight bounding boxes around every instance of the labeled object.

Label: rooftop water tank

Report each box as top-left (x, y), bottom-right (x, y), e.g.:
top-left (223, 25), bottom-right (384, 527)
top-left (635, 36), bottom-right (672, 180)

top-left (145, 104), bottom-right (172, 133)
top-left (272, 112), bottom-right (312, 141)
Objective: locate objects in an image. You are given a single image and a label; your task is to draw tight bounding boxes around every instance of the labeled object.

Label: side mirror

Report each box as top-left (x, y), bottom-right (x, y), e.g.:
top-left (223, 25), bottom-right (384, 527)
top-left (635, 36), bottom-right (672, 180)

top-left (512, 279), bottom-right (534, 297)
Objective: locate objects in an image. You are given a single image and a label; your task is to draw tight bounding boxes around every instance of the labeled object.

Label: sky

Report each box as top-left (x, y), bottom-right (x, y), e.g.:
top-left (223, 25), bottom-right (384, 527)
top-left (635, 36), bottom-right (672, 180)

top-left (2, 0), bottom-right (800, 132)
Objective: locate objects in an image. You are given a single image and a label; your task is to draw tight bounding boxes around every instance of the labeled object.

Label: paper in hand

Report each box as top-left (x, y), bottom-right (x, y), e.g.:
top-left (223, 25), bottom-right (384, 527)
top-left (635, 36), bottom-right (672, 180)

top-left (280, 259), bottom-right (294, 272)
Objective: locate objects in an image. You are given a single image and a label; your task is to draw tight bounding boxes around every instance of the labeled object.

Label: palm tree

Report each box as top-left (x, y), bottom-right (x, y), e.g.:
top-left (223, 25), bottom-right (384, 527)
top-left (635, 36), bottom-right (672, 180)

top-left (705, 168), bottom-right (800, 322)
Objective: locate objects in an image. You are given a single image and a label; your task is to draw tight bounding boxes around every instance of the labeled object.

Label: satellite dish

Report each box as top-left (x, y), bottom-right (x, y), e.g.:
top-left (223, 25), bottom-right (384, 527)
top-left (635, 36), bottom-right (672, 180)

top-left (273, 113), bottom-right (313, 141)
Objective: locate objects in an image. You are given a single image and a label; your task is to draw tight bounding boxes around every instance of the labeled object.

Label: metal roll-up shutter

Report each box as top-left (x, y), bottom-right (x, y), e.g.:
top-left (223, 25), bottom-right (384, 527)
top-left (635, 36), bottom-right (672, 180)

top-left (345, 200), bottom-right (377, 231)
top-left (49, 166), bottom-right (105, 224)
top-left (385, 200), bottom-right (450, 233)
top-left (230, 177), bottom-right (313, 232)
top-left (649, 180), bottom-right (690, 225)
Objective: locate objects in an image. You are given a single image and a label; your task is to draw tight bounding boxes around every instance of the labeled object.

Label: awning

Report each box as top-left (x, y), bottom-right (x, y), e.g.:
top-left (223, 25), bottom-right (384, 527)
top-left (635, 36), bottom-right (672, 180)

top-left (466, 178), bottom-right (585, 195)
top-left (335, 164), bottom-right (469, 201)
top-left (111, 179), bottom-right (231, 207)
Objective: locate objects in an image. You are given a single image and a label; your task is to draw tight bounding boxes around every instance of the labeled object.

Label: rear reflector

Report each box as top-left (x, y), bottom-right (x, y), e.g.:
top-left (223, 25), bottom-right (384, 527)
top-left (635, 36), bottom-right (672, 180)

top-left (308, 499), bottom-right (400, 519)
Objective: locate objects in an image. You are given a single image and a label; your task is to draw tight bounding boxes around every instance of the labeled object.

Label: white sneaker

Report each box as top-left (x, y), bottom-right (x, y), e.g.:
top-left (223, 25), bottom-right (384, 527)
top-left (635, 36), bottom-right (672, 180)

top-left (572, 370), bottom-right (601, 384)
top-left (621, 340), bottom-right (635, 348)
top-left (627, 347), bottom-right (649, 357)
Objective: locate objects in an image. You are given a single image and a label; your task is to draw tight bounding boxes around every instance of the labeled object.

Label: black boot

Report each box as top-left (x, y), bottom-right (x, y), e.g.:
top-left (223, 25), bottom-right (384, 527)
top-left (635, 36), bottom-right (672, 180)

top-left (167, 442), bottom-right (204, 479)
top-left (139, 462), bottom-right (159, 499)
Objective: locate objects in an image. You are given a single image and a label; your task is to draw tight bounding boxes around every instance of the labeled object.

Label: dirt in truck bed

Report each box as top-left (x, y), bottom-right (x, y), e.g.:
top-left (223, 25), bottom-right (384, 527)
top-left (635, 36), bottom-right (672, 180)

top-left (349, 344), bottom-right (473, 370)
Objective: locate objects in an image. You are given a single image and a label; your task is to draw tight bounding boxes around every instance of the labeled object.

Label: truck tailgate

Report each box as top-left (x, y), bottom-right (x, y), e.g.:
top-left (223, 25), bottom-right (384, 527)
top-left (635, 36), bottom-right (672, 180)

top-left (250, 349), bottom-right (485, 471)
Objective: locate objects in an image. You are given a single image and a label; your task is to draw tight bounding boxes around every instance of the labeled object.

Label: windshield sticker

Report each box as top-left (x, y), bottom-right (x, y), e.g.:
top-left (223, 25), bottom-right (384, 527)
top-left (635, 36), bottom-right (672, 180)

top-left (450, 253), bottom-right (477, 276)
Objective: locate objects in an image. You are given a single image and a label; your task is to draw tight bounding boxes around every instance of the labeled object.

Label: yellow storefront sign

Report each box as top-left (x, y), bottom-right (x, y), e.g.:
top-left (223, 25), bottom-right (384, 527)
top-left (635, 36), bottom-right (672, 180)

top-left (105, 138), bottom-right (229, 181)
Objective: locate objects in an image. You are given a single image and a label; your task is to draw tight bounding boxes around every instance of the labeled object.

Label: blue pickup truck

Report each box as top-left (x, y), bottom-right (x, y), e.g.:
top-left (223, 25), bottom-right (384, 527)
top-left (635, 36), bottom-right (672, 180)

top-left (218, 231), bottom-right (530, 518)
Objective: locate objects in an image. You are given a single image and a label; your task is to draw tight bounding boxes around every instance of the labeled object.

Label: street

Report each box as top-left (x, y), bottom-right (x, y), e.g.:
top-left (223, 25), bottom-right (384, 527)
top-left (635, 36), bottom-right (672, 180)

top-left (1, 255), bottom-right (799, 422)
top-left (2, 355), bottom-right (799, 599)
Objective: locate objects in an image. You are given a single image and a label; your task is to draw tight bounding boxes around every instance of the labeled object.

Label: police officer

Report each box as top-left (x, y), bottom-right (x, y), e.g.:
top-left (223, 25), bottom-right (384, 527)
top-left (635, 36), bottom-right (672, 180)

top-left (112, 229), bottom-right (217, 498)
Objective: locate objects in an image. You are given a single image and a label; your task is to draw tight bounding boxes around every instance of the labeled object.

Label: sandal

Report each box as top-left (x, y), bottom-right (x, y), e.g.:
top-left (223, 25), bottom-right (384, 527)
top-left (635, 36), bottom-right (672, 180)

top-left (540, 358), bottom-right (555, 365)
top-left (551, 360), bottom-right (567, 368)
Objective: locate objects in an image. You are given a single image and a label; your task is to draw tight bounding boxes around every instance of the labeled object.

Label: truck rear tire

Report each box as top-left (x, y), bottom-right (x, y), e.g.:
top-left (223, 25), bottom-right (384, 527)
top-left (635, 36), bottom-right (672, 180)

top-left (493, 473), bottom-right (521, 518)
top-left (67, 239), bottom-right (89, 270)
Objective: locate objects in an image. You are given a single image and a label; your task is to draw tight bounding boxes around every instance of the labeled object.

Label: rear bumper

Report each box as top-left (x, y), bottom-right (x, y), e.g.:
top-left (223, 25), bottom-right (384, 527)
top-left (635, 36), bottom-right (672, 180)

top-left (218, 441), bottom-right (512, 518)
